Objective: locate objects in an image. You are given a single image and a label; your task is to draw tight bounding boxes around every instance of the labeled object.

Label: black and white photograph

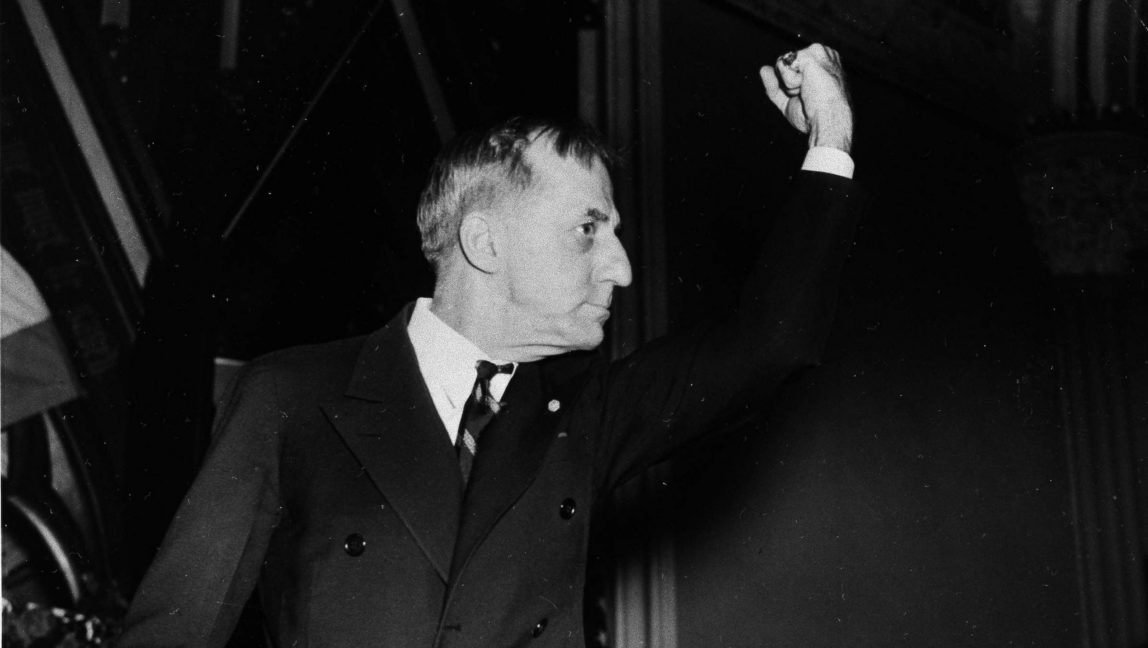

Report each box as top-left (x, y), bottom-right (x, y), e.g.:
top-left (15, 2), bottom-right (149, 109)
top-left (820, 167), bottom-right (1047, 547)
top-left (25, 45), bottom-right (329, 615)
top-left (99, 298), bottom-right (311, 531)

top-left (1, 1), bottom-right (1145, 646)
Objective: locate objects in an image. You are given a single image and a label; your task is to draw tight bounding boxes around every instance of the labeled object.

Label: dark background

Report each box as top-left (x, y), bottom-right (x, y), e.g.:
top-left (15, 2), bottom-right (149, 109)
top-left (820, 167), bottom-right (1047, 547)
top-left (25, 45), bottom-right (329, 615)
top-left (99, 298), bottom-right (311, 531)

top-left (2, 0), bottom-right (1145, 645)
top-left (660, 4), bottom-right (1076, 645)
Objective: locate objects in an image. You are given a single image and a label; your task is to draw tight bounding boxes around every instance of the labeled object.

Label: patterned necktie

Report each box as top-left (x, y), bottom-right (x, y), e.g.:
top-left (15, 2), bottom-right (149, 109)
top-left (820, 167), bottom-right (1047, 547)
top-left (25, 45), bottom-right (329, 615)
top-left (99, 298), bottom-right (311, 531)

top-left (456, 360), bottom-right (514, 487)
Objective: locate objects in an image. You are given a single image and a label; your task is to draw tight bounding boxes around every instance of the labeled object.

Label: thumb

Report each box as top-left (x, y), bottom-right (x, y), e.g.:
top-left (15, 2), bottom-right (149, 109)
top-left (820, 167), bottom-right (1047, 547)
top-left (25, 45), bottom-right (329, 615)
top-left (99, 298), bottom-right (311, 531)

top-left (759, 65), bottom-right (789, 114)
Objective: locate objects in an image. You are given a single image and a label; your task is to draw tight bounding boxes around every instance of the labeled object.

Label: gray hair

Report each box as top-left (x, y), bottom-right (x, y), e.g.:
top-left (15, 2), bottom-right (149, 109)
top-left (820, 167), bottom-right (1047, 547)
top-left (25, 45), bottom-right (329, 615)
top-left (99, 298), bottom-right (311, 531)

top-left (416, 117), bottom-right (613, 273)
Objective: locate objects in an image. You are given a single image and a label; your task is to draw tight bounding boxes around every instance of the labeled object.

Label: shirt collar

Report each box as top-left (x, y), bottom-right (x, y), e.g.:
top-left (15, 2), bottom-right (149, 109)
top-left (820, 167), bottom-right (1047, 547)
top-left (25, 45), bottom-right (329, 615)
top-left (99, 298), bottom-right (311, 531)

top-left (407, 297), bottom-right (516, 410)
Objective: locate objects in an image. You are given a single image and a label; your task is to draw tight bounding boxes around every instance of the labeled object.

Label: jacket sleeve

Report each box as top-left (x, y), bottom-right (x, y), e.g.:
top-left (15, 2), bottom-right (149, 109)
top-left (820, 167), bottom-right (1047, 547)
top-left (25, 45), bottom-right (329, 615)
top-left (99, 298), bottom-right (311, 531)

top-left (588, 170), bottom-right (864, 491)
top-left (117, 363), bottom-right (284, 648)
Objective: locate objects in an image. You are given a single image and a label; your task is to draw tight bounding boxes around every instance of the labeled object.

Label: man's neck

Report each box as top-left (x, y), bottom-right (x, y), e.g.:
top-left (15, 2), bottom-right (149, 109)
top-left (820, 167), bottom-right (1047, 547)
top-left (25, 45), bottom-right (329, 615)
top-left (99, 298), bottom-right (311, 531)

top-left (429, 291), bottom-right (561, 364)
top-left (428, 284), bottom-right (509, 362)
top-left (430, 266), bottom-right (585, 363)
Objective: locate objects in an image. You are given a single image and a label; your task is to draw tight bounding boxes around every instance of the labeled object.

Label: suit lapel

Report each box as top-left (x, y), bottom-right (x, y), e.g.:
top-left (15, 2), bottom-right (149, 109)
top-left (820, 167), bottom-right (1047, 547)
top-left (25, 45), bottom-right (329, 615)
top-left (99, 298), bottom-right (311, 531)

top-left (321, 305), bottom-right (461, 582)
top-left (450, 361), bottom-right (557, 579)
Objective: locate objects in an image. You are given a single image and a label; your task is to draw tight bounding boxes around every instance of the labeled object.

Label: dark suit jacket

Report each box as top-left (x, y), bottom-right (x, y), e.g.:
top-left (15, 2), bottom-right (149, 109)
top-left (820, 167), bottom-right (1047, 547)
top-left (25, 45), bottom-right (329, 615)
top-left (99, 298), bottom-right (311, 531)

top-left (119, 171), bottom-right (861, 647)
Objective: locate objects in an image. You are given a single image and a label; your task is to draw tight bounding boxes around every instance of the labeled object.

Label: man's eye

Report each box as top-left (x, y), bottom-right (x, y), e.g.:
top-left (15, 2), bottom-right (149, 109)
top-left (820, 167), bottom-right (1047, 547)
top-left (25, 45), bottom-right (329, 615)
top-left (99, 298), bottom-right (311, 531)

top-left (578, 222), bottom-right (598, 236)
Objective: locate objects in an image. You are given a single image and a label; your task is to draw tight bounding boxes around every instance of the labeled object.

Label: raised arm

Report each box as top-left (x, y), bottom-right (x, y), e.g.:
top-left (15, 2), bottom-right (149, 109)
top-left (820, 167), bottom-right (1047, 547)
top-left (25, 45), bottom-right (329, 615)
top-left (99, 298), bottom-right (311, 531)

top-left (590, 44), bottom-right (863, 490)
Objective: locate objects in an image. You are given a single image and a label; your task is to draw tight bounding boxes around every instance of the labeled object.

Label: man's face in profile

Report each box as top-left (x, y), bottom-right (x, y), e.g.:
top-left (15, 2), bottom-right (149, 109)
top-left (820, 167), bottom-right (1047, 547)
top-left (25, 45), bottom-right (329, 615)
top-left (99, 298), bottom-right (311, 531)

top-left (495, 140), bottom-right (633, 352)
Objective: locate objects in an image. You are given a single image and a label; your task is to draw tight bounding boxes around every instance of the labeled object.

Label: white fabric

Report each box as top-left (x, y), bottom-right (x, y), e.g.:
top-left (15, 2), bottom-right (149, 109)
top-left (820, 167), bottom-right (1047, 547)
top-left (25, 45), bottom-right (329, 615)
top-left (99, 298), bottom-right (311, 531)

top-left (802, 146), bottom-right (855, 179)
top-left (1, 246), bottom-right (80, 426)
top-left (407, 297), bottom-right (515, 444)
top-left (1, 247), bottom-right (50, 338)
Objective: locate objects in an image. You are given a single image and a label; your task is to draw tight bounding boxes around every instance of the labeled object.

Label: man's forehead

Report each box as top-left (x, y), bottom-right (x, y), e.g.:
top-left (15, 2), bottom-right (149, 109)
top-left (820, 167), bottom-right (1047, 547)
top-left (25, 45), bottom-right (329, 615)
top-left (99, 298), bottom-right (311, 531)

top-left (523, 134), bottom-right (607, 174)
top-left (511, 134), bottom-right (617, 222)
top-left (524, 144), bottom-right (612, 198)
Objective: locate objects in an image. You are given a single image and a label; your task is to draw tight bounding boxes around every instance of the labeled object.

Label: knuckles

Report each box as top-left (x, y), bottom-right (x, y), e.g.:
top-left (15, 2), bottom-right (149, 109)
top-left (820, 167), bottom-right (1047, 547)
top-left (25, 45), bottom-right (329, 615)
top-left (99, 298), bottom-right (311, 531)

top-left (793, 43), bottom-right (844, 76)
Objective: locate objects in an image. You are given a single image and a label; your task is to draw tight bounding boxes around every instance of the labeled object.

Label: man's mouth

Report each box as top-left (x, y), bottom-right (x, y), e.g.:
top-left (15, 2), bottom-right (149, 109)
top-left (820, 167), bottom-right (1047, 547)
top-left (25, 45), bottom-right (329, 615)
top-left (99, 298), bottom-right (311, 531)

top-left (584, 303), bottom-right (611, 319)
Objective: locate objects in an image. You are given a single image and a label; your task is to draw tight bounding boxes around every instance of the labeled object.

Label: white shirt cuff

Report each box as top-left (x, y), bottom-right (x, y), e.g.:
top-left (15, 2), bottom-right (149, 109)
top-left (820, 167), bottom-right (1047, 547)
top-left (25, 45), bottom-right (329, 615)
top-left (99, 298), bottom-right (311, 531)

top-left (801, 147), bottom-right (855, 179)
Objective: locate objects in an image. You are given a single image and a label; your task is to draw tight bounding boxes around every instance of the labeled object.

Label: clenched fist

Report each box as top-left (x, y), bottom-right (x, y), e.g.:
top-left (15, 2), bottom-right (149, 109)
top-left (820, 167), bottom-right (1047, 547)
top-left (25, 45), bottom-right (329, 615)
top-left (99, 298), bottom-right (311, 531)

top-left (760, 43), bottom-right (853, 154)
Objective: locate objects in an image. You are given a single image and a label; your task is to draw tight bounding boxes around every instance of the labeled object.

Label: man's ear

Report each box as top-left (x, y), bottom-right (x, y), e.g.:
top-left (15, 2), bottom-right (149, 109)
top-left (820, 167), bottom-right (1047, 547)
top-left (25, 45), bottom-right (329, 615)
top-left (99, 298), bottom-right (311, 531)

top-left (458, 211), bottom-right (500, 274)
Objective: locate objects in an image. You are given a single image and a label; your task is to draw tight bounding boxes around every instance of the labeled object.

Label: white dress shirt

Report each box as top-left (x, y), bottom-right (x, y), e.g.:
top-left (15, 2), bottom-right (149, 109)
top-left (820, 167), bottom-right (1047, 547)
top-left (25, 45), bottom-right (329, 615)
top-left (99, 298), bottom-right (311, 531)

top-left (802, 146), bottom-right (854, 178)
top-left (407, 297), bottom-right (516, 444)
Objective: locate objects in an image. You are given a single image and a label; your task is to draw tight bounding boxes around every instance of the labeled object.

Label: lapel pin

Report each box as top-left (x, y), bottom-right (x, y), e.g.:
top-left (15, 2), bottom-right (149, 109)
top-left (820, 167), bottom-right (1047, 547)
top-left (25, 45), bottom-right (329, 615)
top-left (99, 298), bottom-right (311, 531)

top-left (547, 399), bottom-right (561, 412)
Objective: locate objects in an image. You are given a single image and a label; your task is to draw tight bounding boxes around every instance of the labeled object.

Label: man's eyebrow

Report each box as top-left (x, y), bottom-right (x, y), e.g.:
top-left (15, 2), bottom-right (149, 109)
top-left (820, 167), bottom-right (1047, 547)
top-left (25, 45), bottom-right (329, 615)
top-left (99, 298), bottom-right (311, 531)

top-left (586, 208), bottom-right (610, 222)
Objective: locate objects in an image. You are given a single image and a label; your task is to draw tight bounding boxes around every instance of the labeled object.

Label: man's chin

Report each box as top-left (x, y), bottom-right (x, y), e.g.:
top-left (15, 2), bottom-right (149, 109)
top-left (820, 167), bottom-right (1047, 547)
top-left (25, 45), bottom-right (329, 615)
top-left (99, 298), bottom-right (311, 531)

top-left (514, 319), bottom-right (605, 359)
top-left (570, 326), bottom-right (606, 351)
top-left (551, 324), bottom-right (605, 354)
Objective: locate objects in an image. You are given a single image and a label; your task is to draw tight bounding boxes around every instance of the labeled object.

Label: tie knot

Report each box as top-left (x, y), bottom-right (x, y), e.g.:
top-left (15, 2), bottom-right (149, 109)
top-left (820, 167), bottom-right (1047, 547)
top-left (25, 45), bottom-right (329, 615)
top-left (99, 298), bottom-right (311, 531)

top-left (475, 360), bottom-right (514, 381)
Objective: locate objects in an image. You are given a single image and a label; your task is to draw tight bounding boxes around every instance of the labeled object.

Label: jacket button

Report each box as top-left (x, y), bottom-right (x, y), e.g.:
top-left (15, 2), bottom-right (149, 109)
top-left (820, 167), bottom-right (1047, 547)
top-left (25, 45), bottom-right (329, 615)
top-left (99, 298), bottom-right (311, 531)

top-left (344, 533), bottom-right (366, 556)
top-left (559, 498), bottom-right (576, 520)
top-left (531, 617), bottom-right (548, 638)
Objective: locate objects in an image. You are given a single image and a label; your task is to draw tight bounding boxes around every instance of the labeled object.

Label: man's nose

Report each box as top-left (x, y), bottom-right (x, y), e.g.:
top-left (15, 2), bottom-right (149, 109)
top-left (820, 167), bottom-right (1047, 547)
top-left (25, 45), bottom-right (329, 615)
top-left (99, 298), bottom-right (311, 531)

top-left (598, 236), bottom-right (633, 288)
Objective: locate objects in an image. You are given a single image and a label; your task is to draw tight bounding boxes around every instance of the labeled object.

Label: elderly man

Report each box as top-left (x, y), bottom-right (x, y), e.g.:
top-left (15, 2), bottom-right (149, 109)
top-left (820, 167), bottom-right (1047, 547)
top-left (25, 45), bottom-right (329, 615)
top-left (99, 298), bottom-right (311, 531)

top-left (120, 43), bottom-right (860, 647)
